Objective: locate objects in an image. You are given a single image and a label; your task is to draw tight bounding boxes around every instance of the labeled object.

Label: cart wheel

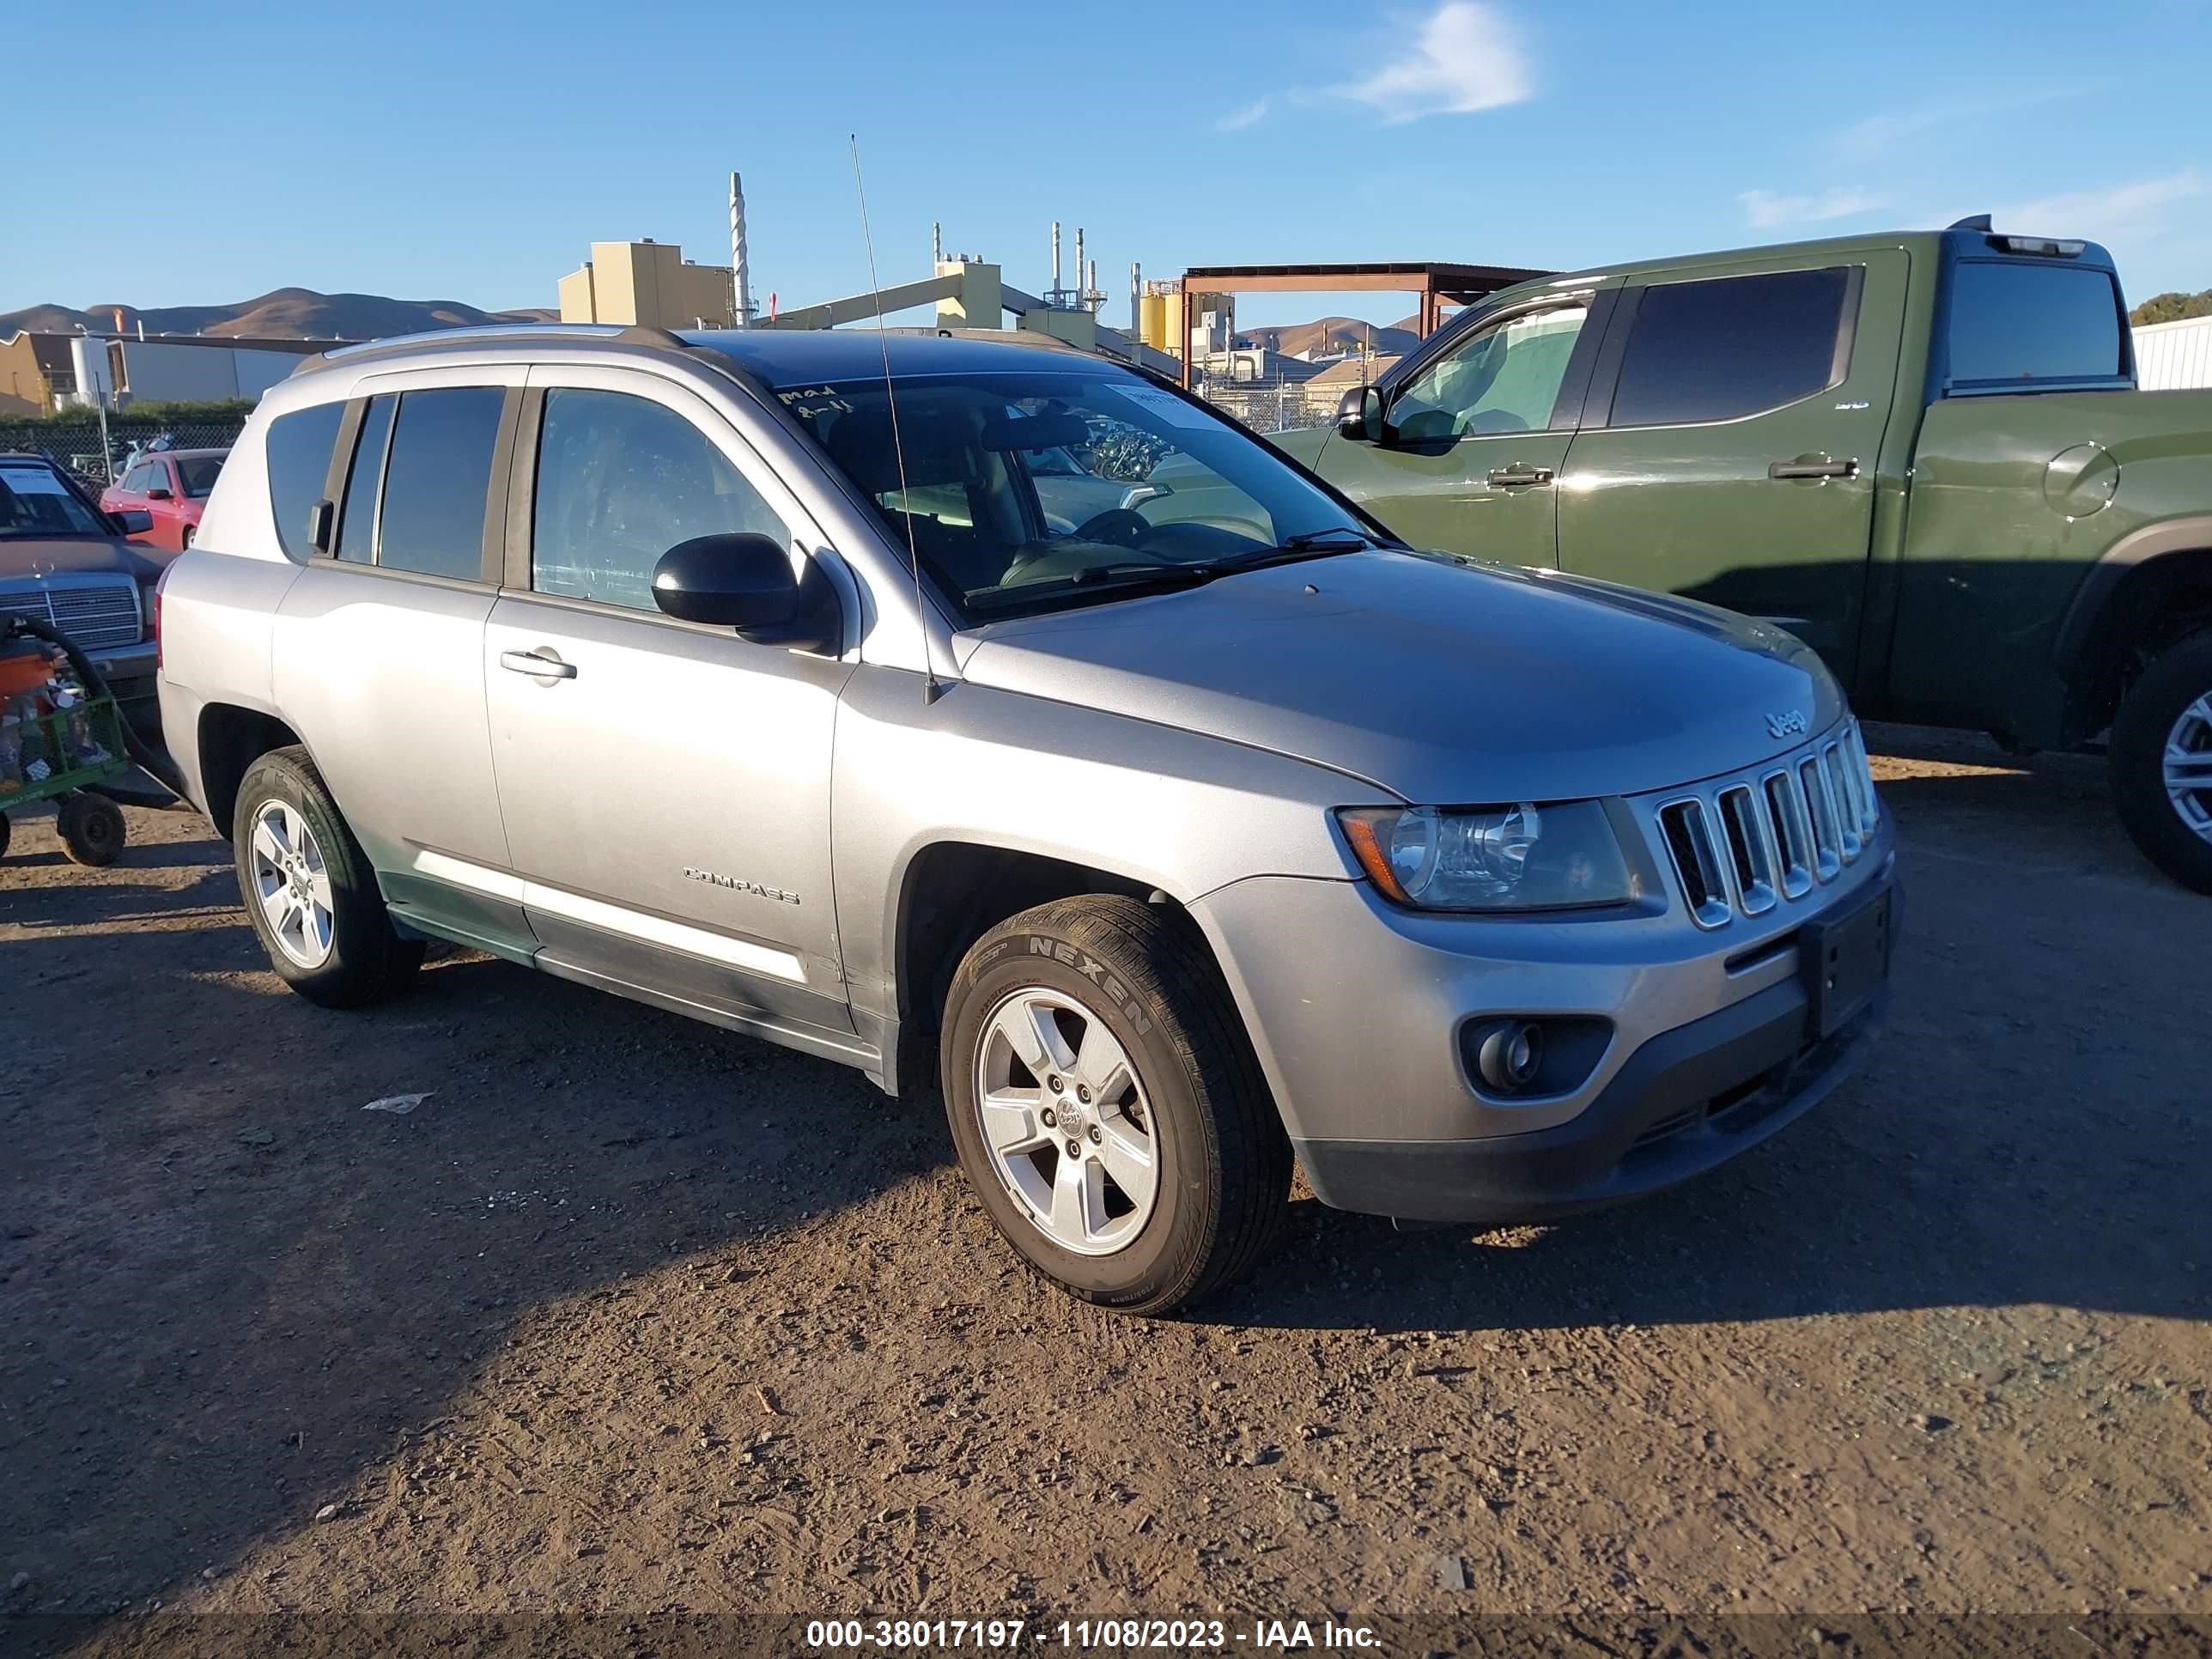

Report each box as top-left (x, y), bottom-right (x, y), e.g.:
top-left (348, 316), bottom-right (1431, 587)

top-left (57, 793), bottom-right (126, 867)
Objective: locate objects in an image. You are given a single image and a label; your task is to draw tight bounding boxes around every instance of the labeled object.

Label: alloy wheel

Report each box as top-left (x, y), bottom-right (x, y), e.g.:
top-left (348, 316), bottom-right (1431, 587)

top-left (971, 987), bottom-right (1159, 1256)
top-left (2165, 692), bottom-right (2212, 846)
top-left (249, 799), bottom-right (336, 969)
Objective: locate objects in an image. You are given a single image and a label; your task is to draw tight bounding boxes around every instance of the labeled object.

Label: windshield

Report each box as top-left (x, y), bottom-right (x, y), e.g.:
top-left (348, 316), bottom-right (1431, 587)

top-left (0, 463), bottom-right (108, 539)
top-left (779, 368), bottom-right (1372, 619)
top-left (178, 455), bottom-right (225, 498)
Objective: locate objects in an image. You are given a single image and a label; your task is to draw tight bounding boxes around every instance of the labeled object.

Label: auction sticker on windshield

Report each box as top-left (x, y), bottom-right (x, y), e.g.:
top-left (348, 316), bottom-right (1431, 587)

top-left (1109, 383), bottom-right (1216, 429)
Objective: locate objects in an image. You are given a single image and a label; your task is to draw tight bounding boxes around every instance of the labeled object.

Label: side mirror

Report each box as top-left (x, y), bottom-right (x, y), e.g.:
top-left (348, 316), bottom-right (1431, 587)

top-left (145, 485), bottom-right (173, 501)
top-left (1336, 385), bottom-right (1389, 443)
top-left (653, 532), bottom-right (840, 650)
top-left (113, 509), bottom-right (154, 536)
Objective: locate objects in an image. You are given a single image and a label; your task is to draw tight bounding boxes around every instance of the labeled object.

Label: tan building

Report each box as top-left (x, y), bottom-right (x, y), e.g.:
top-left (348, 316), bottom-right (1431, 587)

top-left (557, 240), bottom-right (736, 329)
top-left (1300, 354), bottom-right (1401, 415)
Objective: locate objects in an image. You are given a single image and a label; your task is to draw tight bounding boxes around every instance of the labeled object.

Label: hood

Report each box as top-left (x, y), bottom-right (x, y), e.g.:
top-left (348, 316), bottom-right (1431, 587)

top-left (0, 535), bottom-right (163, 583)
top-left (957, 550), bottom-right (1846, 803)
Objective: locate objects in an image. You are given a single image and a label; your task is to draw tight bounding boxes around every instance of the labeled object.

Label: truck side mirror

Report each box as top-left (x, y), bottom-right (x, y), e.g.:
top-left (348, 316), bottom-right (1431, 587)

top-left (1336, 385), bottom-right (1388, 444)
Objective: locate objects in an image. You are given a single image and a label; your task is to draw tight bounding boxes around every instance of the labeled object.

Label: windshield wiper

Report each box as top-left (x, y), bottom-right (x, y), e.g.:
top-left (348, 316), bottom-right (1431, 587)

top-left (968, 532), bottom-right (1376, 613)
top-left (1204, 529), bottom-right (1373, 572)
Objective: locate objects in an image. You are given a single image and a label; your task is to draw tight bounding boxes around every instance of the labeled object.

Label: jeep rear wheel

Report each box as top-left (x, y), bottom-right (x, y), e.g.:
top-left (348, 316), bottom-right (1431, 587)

top-left (2112, 629), bottom-right (2212, 894)
top-left (940, 896), bottom-right (1291, 1316)
top-left (233, 746), bottom-right (423, 1006)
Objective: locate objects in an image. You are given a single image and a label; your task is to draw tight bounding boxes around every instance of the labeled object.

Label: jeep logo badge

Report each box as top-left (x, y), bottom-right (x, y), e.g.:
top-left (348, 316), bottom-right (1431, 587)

top-left (1765, 708), bottom-right (1808, 738)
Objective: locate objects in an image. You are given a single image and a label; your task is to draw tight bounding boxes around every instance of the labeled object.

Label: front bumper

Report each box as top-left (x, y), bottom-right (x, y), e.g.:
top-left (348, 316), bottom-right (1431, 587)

top-left (1293, 973), bottom-right (1883, 1224)
top-left (1190, 831), bottom-right (1897, 1226)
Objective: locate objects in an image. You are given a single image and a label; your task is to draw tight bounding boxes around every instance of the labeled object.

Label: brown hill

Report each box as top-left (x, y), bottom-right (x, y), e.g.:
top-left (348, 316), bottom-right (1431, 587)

top-left (0, 289), bottom-right (553, 342)
top-left (1233, 314), bottom-right (1422, 359)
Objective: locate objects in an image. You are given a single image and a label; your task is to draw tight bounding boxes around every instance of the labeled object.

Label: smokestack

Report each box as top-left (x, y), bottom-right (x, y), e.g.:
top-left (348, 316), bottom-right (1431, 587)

top-left (1087, 258), bottom-right (1097, 307)
top-left (933, 221), bottom-right (943, 266)
top-left (729, 172), bottom-right (753, 329)
top-left (1130, 262), bottom-right (1141, 336)
top-left (1074, 228), bottom-right (1085, 307)
top-left (1051, 221), bottom-right (1061, 295)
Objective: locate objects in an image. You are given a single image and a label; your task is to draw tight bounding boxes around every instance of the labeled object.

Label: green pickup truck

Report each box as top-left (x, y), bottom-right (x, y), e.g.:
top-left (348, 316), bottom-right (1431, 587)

top-left (1274, 219), bottom-right (2212, 891)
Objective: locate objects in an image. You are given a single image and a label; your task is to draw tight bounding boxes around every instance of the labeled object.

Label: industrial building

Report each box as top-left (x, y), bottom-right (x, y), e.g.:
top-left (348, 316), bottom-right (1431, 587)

top-left (0, 330), bottom-right (337, 415)
top-left (556, 240), bottom-right (742, 330)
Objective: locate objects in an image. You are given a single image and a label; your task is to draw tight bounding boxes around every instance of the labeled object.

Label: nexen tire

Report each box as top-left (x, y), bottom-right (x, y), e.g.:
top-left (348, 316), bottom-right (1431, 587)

top-left (940, 896), bottom-right (1291, 1316)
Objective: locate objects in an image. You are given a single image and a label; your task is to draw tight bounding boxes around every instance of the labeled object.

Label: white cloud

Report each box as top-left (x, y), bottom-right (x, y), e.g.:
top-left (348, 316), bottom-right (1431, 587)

top-left (1996, 169), bottom-right (2203, 241)
top-left (1332, 2), bottom-right (1533, 125)
top-left (1737, 186), bottom-right (1889, 229)
top-left (1216, 99), bottom-right (1271, 132)
top-left (1832, 88), bottom-right (2087, 162)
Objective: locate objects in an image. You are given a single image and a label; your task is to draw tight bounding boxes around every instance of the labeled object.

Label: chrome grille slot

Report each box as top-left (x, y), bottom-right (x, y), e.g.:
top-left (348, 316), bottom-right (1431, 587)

top-left (1821, 742), bottom-right (1863, 864)
top-left (1716, 784), bottom-right (1778, 915)
top-left (1659, 799), bottom-right (1733, 930)
top-left (1798, 756), bottom-right (1844, 881)
top-left (1839, 722), bottom-right (1881, 836)
top-left (1761, 769), bottom-right (1816, 898)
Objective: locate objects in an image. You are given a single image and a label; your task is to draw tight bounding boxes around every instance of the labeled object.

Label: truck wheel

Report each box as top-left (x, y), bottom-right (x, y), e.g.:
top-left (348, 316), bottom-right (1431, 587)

top-left (56, 793), bottom-right (126, 866)
top-left (232, 746), bottom-right (422, 1006)
top-left (2111, 628), bottom-right (2212, 894)
top-left (939, 896), bottom-right (1291, 1316)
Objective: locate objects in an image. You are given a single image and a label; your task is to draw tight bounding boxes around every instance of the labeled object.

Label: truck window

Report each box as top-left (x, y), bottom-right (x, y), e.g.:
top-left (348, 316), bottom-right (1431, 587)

top-left (1945, 261), bottom-right (2125, 389)
top-left (264, 401), bottom-right (344, 559)
top-left (1608, 268), bottom-right (1850, 427)
top-left (374, 387), bottom-right (504, 581)
top-left (1390, 304), bottom-right (1589, 441)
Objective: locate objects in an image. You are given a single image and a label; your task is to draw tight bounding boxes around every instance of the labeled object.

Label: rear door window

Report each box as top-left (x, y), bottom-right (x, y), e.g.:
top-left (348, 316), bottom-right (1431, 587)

top-left (1945, 261), bottom-right (2126, 389)
top-left (1608, 268), bottom-right (1851, 427)
top-left (374, 387), bottom-right (504, 581)
top-left (334, 395), bottom-right (393, 564)
top-left (264, 400), bottom-right (345, 559)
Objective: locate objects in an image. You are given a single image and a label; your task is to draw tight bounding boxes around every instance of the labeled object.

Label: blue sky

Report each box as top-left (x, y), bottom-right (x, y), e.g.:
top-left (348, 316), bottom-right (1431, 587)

top-left (9, 0), bottom-right (2209, 329)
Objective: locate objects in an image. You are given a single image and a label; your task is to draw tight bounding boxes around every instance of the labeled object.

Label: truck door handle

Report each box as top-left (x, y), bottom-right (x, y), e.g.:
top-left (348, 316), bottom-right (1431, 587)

top-left (1486, 465), bottom-right (1555, 489)
top-left (500, 648), bottom-right (577, 680)
top-left (1768, 459), bottom-right (1859, 481)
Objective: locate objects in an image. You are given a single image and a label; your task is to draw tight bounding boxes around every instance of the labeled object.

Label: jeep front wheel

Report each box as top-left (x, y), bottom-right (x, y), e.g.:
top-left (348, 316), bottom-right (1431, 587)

top-left (940, 896), bottom-right (1291, 1316)
top-left (2111, 628), bottom-right (2212, 894)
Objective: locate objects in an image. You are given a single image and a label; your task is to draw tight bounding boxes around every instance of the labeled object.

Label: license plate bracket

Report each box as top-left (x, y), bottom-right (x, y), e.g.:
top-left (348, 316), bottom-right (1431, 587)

top-left (1801, 886), bottom-right (1892, 1040)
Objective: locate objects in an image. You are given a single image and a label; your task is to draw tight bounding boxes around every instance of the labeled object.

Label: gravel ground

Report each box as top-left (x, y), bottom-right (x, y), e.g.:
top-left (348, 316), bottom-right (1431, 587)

top-left (0, 727), bottom-right (2206, 1651)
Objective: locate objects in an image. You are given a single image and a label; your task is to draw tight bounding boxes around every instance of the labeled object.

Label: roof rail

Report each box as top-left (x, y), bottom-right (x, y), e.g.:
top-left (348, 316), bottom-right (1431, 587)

top-left (289, 322), bottom-right (690, 378)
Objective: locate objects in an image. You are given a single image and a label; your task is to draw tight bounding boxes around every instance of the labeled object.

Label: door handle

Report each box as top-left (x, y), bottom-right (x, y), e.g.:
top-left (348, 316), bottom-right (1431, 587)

top-left (1486, 465), bottom-right (1556, 489)
top-left (1768, 459), bottom-right (1859, 481)
top-left (500, 648), bottom-right (577, 680)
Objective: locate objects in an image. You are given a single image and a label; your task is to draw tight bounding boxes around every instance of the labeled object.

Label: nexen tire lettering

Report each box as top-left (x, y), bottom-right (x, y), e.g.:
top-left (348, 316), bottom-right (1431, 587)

top-left (1030, 936), bottom-right (1152, 1036)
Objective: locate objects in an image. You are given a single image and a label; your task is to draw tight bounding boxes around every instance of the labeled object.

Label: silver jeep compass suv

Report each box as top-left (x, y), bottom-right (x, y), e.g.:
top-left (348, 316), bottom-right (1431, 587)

top-left (157, 324), bottom-right (1895, 1315)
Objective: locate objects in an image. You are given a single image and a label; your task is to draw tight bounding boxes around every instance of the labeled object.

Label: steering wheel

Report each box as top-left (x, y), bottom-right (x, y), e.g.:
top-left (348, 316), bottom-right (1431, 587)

top-left (1073, 507), bottom-right (1151, 547)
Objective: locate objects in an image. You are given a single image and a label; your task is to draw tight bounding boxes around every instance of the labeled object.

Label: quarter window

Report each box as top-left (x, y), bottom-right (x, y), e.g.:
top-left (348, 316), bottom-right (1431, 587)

top-left (374, 387), bottom-right (504, 581)
top-left (531, 388), bottom-right (787, 612)
top-left (1946, 261), bottom-right (2125, 388)
top-left (264, 400), bottom-right (344, 559)
top-left (1609, 268), bottom-right (1851, 427)
top-left (1391, 305), bottom-right (1589, 441)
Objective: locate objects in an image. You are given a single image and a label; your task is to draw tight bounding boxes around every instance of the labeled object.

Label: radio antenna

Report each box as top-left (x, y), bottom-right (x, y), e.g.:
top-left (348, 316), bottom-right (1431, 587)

top-left (851, 133), bottom-right (940, 703)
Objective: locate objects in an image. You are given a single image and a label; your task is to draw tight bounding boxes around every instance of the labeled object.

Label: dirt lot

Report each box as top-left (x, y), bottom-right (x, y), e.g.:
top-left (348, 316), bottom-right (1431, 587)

top-left (2, 727), bottom-right (2207, 1650)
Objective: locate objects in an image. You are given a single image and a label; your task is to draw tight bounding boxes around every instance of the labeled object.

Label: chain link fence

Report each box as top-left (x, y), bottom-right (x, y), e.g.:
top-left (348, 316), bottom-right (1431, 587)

top-left (0, 421), bottom-right (247, 487)
top-left (1192, 374), bottom-right (1345, 437)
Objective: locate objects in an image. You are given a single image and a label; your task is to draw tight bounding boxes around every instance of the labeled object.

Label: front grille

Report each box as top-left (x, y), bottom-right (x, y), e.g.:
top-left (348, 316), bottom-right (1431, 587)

top-left (1656, 721), bottom-right (1881, 930)
top-left (0, 578), bottom-right (143, 653)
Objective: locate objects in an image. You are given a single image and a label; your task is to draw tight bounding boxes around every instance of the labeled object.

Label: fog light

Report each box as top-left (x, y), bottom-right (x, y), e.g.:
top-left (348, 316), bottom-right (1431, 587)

top-left (1474, 1020), bottom-right (1545, 1093)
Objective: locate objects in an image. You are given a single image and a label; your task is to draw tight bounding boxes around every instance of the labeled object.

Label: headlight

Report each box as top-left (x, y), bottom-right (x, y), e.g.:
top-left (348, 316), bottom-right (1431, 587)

top-left (1337, 801), bottom-right (1634, 911)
